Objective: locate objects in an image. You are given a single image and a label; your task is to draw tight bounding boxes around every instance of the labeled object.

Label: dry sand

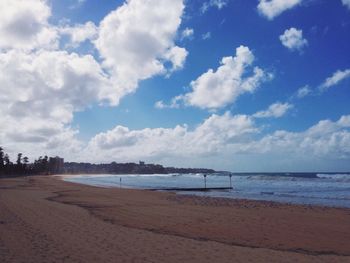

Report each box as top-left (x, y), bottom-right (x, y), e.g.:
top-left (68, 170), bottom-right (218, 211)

top-left (0, 175), bottom-right (349, 263)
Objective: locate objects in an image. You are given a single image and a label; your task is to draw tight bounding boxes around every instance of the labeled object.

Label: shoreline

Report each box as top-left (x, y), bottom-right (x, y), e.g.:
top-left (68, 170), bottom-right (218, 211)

top-left (1, 175), bottom-right (350, 262)
top-left (60, 173), bottom-right (350, 209)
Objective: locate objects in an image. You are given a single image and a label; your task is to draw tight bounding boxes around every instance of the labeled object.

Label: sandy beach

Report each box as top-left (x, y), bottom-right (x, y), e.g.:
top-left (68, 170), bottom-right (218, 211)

top-left (0, 176), bottom-right (349, 263)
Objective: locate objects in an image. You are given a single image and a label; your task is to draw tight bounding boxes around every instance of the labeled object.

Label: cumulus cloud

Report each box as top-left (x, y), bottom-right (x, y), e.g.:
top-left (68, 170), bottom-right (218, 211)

top-left (201, 0), bottom-right (229, 14)
top-left (0, 0), bottom-right (98, 158)
top-left (257, 0), bottom-right (302, 20)
top-left (154, 101), bottom-right (168, 109)
top-left (279, 27), bottom-right (308, 51)
top-left (1, 116), bottom-right (83, 159)
top-left (0, 0), bottom-right (189, 159)
top-left (163, 46), bottom-right (188, 74)
top-left (244, 115), bottom-right (350, 160)
top-left (0, 50), bottom-right (112, 119)
top-left (0, 49), bottom-right (112, 157)
top-left (253, 102), bottom-right (293, 118)
top-left (87, 112), bottom-right (256, 162)
top-left (155, 95), bottom-right (183, 109)
top-left (175, 46), bottom-right (271, 109)
top-left (342, 0), bottom-right (350, 9)
top-left (0, 0), bottom-right (58, 50)
top-left (85, 112), bottom-right (350, 170)
top-left (94, 0), bottom-right (187, 105)
top-left (60, 21), bottom-right (98, 47)
top-left (319, 69), bottom-right (350, 91)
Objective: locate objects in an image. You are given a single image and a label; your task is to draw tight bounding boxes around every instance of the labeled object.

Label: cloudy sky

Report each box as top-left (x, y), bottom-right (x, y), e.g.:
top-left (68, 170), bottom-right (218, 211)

top-left (0, 0), bottom-right (350, 172)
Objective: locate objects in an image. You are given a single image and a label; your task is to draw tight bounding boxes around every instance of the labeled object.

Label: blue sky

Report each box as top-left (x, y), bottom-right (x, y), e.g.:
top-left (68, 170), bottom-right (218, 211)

top-left (0, 0), bottom-right (349, 171)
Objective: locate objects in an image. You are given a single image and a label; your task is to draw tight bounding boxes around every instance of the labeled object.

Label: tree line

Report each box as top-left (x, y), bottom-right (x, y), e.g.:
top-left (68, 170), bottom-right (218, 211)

top-left (0, 146), bottom-right (217, 177)
top-left (0, 147), bottom-right (62, 177)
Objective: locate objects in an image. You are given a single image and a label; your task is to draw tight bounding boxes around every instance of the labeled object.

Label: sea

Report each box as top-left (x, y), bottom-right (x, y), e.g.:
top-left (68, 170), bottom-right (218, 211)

top-left (63, 173), bottom-right (350, 208)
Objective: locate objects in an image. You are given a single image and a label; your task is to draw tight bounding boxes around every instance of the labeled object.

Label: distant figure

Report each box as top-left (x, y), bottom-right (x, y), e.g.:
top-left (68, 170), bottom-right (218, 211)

top-left (120, 177), bottom-right (122, 188)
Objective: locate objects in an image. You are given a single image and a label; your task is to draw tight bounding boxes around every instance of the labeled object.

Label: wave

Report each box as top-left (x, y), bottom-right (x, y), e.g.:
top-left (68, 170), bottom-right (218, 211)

top-left (241, 173), bottom-right (350, 182)
top-left (63, 172), bottom-right (350, 183)
top-left (245, 173), bottom-right (318, 181)
top-left (316, 173), bottom-right (350, 182)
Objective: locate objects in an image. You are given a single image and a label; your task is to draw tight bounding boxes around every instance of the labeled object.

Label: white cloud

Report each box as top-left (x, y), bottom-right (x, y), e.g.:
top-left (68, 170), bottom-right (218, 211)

top-left (180, 27), bottom-right (194, 40)
top-left (296, 85), bottom-right (311, 98)
top-left (0, 0), bottom-right (189, 159)
top-left (201, 0), bottom-right (229, 14)
top-left (0, 116), bottom-right (83, 160)
top-left (60, 21), bottom-right (98, 47)
top-left (253, 102), bottom-right (293, 118)
top-left (279, 27), bottom-right (308, 51)
top-left (0, 0), bottom-right (97, 158)
top-left (87, 112), bottom-right (256, 162)
top-left (342, 0), bottom-right (350, 9)
top-left (0, 0), bottom-right (58, 51)
top-left (85, 113), bottom-right (350, 170)
top-left (0, 50), bottom-right (111, 117)
top-left (155, 95), bottom-right (184, 109)
top-left (154, 101), bottom-right (168, 109)
top-left (202, 32), bottom-right (211, 40)
top-left (94, 0), bottom-right (187, 105)
top-left (319, 69), bottom-right (350, 91)
top-left (178, 46), bottom-right (271, 109)
top-left (257, 0), bottom-right (302, 20)
top-left (244, 115), bottom-right (350, 160)
top-left (0, 49), bottom-right (112, 157)
top-left (164, 46), bottom-right (188, 74)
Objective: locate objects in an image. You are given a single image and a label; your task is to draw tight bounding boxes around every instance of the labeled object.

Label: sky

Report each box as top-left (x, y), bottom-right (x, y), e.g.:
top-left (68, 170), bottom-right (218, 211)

top-left (0, 0), bottom-right (350, 172)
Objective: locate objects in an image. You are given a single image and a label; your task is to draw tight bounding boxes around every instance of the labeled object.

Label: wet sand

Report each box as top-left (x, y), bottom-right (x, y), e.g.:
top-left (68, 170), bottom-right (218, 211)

top-left (0, 175), bottom-right (349, 263)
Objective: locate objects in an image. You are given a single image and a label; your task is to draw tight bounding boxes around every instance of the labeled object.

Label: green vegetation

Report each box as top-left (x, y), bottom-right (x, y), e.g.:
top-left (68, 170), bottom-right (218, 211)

top-left (0, 146), bottom-right (216, 177)
top-left (0, 147), bottom-right (63, 177)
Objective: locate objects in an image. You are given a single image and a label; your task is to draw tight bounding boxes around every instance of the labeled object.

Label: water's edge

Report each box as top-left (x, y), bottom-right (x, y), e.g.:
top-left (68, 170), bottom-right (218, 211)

top-left (61, 173), bottom-right (350, 208)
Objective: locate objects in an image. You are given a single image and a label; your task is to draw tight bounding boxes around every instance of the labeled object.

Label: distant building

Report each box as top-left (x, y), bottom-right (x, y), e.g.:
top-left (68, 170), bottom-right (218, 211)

top-left (139, 161), bottom-right (145, 166)
top-left (49, 156), bottom-right (64, 174)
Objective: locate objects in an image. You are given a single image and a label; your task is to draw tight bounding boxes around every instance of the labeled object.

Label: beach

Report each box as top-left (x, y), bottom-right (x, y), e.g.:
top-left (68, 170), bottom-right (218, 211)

top-left (1, 176), bottom-right (350, 262)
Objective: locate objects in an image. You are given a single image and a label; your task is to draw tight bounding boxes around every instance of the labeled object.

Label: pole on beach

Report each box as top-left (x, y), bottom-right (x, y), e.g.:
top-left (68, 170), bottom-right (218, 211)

top-left (203, 174), bottom-right (207, 189)
top-left (229, 174), bottom-right (233, 189)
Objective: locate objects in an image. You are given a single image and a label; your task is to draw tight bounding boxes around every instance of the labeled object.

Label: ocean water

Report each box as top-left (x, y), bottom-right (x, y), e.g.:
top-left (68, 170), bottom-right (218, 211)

top-left (63, 173), bottom-right (350, 208)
